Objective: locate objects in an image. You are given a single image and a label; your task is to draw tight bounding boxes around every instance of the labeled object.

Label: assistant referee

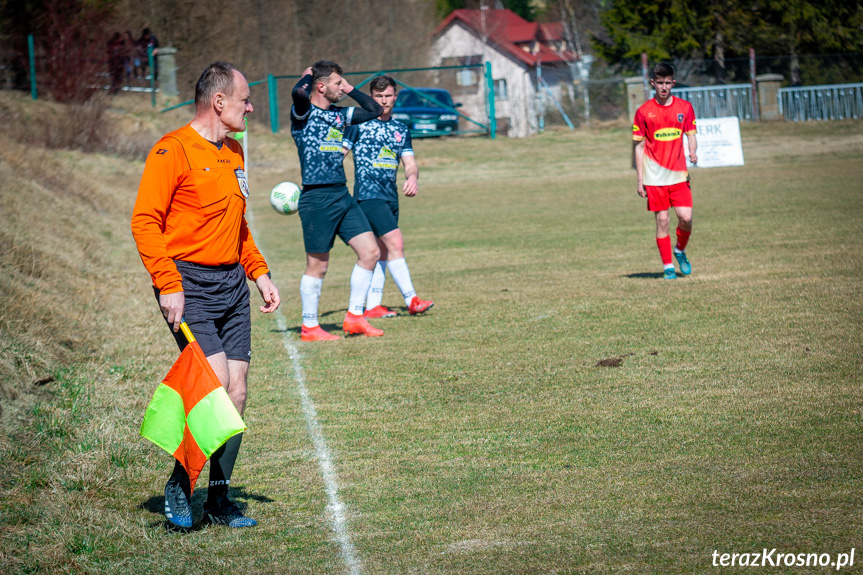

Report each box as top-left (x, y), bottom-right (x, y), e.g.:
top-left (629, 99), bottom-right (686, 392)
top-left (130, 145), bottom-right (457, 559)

top-left (132, 61), bottom-right (280, 529)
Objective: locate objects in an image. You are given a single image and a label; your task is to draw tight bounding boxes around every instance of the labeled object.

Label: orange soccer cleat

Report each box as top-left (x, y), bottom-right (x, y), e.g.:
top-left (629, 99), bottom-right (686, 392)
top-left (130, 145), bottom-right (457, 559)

top-left (364, 305), bottom-right (397, 319)
top-left (408, 296), bottom-right (435, 315)
top-left (343, 312), bottom-right (384, 337)
top-left (300, 325), bottom-right (341, 341)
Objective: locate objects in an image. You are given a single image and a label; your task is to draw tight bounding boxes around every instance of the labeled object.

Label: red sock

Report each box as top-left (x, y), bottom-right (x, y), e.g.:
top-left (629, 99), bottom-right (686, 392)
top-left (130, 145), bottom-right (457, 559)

top-left (676, 227), bottom-right (691, 251)
top-left (656, 236), bottom-right (673, 266)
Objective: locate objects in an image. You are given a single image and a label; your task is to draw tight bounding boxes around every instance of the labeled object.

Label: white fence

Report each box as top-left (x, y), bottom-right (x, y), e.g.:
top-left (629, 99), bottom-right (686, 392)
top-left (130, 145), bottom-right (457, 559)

top-left (779, 83), bottom-right (863, 121)
top-left (674, 84), bottom-right (754, 121)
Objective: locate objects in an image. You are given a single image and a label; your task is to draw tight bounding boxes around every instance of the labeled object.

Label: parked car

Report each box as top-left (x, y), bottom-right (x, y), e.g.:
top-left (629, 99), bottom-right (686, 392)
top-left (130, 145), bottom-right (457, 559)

top-left (391, 88), bottom-right (461, 137)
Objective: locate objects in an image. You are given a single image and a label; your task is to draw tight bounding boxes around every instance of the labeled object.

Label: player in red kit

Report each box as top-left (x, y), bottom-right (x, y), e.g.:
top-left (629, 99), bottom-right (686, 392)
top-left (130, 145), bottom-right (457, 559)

top-left (633, 62), bottom-right (698, 279)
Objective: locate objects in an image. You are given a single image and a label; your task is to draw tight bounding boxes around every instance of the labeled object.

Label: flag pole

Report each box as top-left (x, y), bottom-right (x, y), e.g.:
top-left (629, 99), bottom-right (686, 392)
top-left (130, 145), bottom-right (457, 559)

top-left (179, 319), bottom-right (196, 344)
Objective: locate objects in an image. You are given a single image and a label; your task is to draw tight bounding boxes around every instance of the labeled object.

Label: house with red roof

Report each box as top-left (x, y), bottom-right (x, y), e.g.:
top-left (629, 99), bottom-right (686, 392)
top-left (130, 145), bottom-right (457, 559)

top-left (431, 8), bottom-right (578, 137)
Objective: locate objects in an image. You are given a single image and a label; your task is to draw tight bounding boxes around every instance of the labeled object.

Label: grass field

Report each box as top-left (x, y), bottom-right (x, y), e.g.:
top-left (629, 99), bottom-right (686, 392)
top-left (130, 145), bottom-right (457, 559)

top-left (2, 93), bottom-right (862, 574)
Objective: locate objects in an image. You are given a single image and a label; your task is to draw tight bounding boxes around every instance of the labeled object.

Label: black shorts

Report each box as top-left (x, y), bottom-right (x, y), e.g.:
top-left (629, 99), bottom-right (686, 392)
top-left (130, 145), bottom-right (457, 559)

top-left (357, 198), bottom-right (400, 237)
top-left (298, 184), bottom-right (372, 253)
top-left (154, 261), bottom-right (252, 362)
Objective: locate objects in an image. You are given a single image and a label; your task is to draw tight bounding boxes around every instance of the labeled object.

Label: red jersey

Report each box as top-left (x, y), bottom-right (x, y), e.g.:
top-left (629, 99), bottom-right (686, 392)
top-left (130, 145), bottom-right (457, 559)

top-left (633, 96), bottom-right (696, 186)
top-left (131, 124), bottom-right (268, 294)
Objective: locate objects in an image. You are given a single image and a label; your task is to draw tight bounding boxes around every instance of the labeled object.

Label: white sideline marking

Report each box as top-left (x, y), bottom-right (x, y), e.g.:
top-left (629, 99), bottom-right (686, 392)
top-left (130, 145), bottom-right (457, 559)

top-left (246, 208), bottom-right (361, 574)
top-left (275, 312), bottom-right (362, 575)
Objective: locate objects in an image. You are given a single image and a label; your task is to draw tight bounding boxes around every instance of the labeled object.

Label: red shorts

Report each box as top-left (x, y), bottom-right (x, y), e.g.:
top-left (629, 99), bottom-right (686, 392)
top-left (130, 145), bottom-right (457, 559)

top-left (646, 181), bottom-right (692, 211)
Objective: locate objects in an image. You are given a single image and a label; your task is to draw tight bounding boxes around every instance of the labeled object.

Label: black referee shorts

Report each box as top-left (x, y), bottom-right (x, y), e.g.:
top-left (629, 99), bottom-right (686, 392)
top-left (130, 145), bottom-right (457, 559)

top-left (154, 260), bottom-right (252, 362)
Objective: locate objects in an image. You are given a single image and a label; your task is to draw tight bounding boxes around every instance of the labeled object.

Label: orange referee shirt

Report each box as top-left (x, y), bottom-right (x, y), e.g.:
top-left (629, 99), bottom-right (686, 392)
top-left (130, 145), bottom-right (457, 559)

top-left (131, 124), bottom-right (268, 294)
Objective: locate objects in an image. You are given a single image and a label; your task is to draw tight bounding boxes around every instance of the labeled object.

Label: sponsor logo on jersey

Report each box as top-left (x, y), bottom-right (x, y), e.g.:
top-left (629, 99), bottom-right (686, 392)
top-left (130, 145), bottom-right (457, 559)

top-left (377, 146), bottom-right (397, 160)
top-left (319, 144), bottom-right (343, 153)
top-left (325, 127), bottom-right (343, 142)
top-left (653, 128), bottom-right (682, 141)
top-left (632, 124), bottom-right (639, 132)
top-left (156, 148), bottom-right (168, 155)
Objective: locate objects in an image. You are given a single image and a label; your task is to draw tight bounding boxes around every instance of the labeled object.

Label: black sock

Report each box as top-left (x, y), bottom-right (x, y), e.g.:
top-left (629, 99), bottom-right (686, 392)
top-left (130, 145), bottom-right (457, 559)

top-left (168, 460), bottom-right (191, 498)
top-left (207, 432), bottom-right (243, 506)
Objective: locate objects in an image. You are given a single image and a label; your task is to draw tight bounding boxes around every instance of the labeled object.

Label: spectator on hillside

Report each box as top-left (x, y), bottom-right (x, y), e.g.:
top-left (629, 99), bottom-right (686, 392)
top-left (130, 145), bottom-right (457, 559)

top-left (137, 28), bottom-right (159, 80)
top-left (124, 30), bottom-right (137, 81)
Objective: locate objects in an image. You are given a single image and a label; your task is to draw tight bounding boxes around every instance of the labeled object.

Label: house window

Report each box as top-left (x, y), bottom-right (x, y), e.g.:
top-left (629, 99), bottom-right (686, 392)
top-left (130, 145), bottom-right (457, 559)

top-left (457, 69), bottom-right (477, 86)
top-left (494, 79), bottom-right (508, 100)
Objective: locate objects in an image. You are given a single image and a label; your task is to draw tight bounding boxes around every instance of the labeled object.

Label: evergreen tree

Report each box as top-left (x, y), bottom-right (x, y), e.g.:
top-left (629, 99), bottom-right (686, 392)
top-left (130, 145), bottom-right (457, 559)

top-left (594, 0), bottom-right (863, 83)
top-left (504, 0), bottom-right (536, 20)
top-left (435, 0), bottom-right (537, 20)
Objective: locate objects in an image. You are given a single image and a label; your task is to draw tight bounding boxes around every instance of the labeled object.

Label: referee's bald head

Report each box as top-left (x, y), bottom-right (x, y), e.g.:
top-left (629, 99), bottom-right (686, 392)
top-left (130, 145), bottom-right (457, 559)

top-left (195, 62), bottom-right (237, 109)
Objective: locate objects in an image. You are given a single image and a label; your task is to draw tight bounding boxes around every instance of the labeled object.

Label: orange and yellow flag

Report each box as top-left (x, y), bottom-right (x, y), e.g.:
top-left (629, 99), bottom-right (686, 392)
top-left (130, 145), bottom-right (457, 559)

top-left (140, 322), bottom-right (246, 493)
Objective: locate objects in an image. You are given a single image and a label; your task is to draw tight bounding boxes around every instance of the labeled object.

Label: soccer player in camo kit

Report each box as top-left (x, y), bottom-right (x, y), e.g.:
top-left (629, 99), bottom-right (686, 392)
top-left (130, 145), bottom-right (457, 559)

top-left (290, 61), bottom-right (385, 341)
top-left (633, 62), bottom-right (698, 280)
top-left (343, 76), bottom-right (434, 318)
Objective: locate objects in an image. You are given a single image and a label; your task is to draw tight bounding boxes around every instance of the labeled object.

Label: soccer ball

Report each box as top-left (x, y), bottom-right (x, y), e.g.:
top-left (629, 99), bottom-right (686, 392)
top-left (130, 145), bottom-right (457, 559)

top-left (269, 181), bottom-right (301, 216)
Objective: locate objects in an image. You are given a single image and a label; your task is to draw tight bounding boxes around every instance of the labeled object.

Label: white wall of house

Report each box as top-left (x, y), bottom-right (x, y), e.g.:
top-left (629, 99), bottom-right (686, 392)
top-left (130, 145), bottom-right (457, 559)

top-left (432, 22), bottom-right (540, 137)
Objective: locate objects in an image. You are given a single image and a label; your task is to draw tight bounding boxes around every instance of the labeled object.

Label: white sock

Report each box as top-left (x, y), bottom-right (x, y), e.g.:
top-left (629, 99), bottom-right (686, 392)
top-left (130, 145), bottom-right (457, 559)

top-left (365, 260), bottom-right (387, 310)
top-left (300, 275), bottom-right (323, 328)
top-left (387, 257), bottom-right (416, 306)
top-left (348, 264), bottom-right (374, 316)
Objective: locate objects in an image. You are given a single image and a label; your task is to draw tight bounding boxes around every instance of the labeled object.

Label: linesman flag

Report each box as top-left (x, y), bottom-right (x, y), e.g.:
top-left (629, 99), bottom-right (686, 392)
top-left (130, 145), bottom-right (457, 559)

top-left (140, 321), bottom-right (246, 493)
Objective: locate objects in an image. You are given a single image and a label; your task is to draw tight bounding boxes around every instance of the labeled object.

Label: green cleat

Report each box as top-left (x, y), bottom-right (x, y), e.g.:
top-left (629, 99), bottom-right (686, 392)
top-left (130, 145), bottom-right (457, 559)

top-left (674, 249), bottom-right (691, 275)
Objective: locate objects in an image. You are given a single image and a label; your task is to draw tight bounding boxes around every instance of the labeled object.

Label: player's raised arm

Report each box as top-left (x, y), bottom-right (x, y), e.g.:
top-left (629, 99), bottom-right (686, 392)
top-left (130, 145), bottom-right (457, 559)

top-left (347, 85), bottom-right (383, 125)
top-left (292, 66), bottom-right (313, 117)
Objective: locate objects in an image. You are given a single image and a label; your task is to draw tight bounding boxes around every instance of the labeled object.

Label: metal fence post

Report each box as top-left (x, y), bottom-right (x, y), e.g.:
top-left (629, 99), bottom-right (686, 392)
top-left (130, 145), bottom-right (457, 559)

top-left (28, 34), bottom-right (37, 100)
top-left (235, 117), bottom-right (248, 166)
top-left (749, 48), bottom-right (759, 121)
top-left (485, 61), bottom-right (496, 139)
top-left (268, 74), bottom-right (279, 133)
top-left (642, 52), bottom-right (650, 102)
top-left (537, 59), bottom-right (544, 133)
top-left (148, 46), bottom-right (156, 107)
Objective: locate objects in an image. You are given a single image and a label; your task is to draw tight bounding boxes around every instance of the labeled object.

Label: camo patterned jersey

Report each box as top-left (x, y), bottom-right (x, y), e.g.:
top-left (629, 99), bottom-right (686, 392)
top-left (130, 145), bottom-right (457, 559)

top-left (291, 104), bottom-right (357, 186)
top-left (343, 118), bottom-right (414, 202)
